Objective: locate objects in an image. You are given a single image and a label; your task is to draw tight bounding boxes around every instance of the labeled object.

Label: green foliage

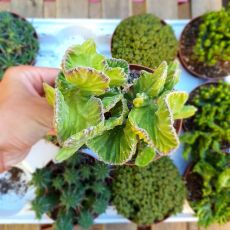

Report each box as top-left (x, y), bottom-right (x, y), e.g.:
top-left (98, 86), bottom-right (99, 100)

top-left (111, 14), bottom-right (178, 69)
top-left (193, 5), bottom-right (230, 65)
top-left (181, 82), bottom-right (230, 160)
top-left (111, 157), bottom-right (186, 224)
top-left (31, 153), bottom-right (111, 229)
top-left (0, 12), bottom-right (39, 79)
top-left (31, 168), bottom-right (52, 189)
top-left (188, 152), bottom-right (230, 227)
top-left (45, 40), bottom-right (195, 166)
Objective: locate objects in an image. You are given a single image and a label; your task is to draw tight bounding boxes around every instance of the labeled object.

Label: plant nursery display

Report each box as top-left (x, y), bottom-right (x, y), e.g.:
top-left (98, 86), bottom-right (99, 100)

top-left (112, 157), bottom-right (187, 225)
top-left (44, 39), bottom-right (196, 166)
top-left (111, 14), bottom-right (178, 69)
top-left (185, 151), bottom-right (230, 227)
top-left (31, 152), bottom-right (111, 230)
top-left (182, 82), bottom-right (230, 160)
top-left (0, 11), bottom-right (39, 80)
top-left (179, 5), bottom-right (230, 79)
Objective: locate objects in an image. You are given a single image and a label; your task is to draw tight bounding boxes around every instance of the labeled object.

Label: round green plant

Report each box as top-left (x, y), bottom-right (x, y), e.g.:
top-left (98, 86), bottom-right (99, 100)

top-left (0, 11), bottom-right (39, 79)
top-left (111, 157), bottom-right (186, 225)
top-left (31, 152), bottom-right (111, 230)
top-left (193, 5), bottom-right (230, 66)
top-left (111, 14), bottom-right (178, 69)
top-left (182, 82), bottom-right (230, 160)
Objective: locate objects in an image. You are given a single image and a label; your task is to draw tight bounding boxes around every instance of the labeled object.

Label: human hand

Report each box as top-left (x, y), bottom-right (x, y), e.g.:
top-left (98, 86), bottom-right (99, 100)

top-left (0, 66), bottom-right (59, 172)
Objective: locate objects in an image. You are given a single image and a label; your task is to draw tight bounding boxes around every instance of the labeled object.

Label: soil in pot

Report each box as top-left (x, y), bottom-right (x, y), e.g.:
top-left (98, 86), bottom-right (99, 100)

top-left (179, 16), bottom-right (230, 79)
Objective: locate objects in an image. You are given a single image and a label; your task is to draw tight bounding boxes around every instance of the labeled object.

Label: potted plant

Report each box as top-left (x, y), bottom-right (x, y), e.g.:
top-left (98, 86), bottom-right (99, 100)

top-left (182, 81), bottom-right (230, 160)
top-left (0, 166), bottom-right (31, 217)
top-left (31, 151), bottom-right (111, 230)
top-left (0, 11), bottom-right (39, 79)
top-left (44, 39), bottom-right (196, 166)
top-left (179, 5), bottom-right (230, 80)
top-left (184, 151), bottom-right (230, 227)
top-left (111, 157), bottom-right (187, 226)
top-left (111, 14), bottom-right (178, 69)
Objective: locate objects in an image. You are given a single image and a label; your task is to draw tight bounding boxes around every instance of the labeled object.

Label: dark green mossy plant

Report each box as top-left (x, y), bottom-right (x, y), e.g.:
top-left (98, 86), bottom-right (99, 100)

top-left (181, 82), bottom-right (230, 160)
top-left (111, 14), bottom-right (178, 69)
top-left (31, 153), bottom-right (111, 230)
top-left (0, 11), bottom-right (39, 79)
top-left (193, 5), bottom-right (230, 66)
top-left (111, 157), bottom-right (186, 225)
top-left (186, 151), bottom-right (230, 227)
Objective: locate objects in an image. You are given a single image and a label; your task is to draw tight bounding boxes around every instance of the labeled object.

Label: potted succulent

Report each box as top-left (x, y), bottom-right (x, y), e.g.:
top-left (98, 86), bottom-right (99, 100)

top-left (44, 39), bottom-right (196, 166)
top-left (0, 11), bottom-right (39, 79)
top-left (111, 14), bottom-right (178, 69)
top-left (31, 151), bottom-right (111, 230)
top-left (184, 151), bottom-right (230, 227)
top-left (111, 157), bottom-right (187, 226)
top-left (182, 81), bottom-right (230, 160)
top-left (179, 5), bottom-right (230, 79)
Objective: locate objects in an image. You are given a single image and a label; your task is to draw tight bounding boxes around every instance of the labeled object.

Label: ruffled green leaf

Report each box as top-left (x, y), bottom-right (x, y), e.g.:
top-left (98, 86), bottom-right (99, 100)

top-left (134, 61), bottom-right (167, 98)
top-left (43, 83), bottom-right (55, 107)
top-left (104, 58), bottom-right (128, 86)
top-left (216, 168), bottom-right (230, 192)
top-left (164, 60), bottom-right (180, 91)
top-left (135, 144), bottom-right (156, 167)
top-left (129, 94), bottom-right (179, 154)
top-left (62, 98), bottom-right (128, 151)
top-left (87, 121), bottom-right (137, 164)
top-left (62, 39), bottom-right (105, 71)
top-left (102, 92), bottom-right (123, 112)
top-left (166, 91), bottom-right (197, 119)
top-left (55, 147), bottom-right (76, 163)
top-left (65, 67), bottom-right (110, 96)
top-left (55, 88), bottom-right (104, 143)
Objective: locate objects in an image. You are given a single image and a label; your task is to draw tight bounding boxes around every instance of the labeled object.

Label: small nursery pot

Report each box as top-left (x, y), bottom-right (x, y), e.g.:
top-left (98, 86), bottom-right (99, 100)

top-left (178, 16), bottom-right (230, 80)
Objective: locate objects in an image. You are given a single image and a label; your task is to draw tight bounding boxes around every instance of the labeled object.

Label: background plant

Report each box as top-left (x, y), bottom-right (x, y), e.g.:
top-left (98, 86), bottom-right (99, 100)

top-left (111, 157), bottom-right (186, 225)
top-left (111, 14), bottom-right (178, 69)
top-left (0, 11), bottom-right (39, 79)
top-left (193, 5), bottom-right (230, 66)
top-left (187, 151), bottom-right (230, 227)
top-left (45, 39), bottom-right (196, 166)
top-left (31, 152), bottom-right (111, 230)
top-left (181, 82), bottom-right (230, 160)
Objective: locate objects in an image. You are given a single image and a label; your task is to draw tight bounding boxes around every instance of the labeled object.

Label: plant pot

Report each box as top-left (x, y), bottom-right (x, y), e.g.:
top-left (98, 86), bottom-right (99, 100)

top-left (0, 166), bottom-right (32, 217)
top-left (0, 11), bottom-right (39, 80)
top-left (111, 14), bottom-right (178, 69)
top-left (178, 16), bottom-right (230, 80)
top-left (183, 81), bottom-right (229, 150)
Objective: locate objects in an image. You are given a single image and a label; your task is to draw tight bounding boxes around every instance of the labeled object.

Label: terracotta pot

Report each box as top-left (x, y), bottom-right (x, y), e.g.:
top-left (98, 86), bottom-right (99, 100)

top-left (178, 16), bottom-right (230, 80)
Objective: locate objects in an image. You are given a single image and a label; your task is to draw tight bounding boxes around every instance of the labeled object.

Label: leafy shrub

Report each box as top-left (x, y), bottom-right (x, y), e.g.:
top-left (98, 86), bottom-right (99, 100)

top-left (182, 82), bottom-right (230, 160)
top-left (111, 14), bottom-right (178, 69)
top-left (44, 39), bottom-right (196, 166)
top-left (111, 157), bottom-right (186, 225)
top-left (31, 153), bottom-right (111, 230)
top-left (193, 5), bottom-right (230, 66)
top-left (0, 11), bottom-right (39, 79)
top-left (187, 151), bottom-right (230, 227)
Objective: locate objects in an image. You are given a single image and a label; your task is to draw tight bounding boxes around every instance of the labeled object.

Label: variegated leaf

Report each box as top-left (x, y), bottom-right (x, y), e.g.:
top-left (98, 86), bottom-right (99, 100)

top-left (134, 61), bottom-right (168, 98)
top-left (43, 83), bottom-right (55, 107)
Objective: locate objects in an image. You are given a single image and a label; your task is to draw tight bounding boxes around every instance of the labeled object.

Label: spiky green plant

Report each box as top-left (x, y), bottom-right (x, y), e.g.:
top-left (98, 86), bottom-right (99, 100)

top-left (31, 153), bottom-right (111, 230)
top-left (111, 157), bottom-right (187, 225)
top-left (0, 11), bottom-right (39, 79)
top-left (44, 39), bottom-right (196, 166)
top-left (111, 14), bottom-right (178, 69)
top-left (193, 5), bottom-right (230, 66)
